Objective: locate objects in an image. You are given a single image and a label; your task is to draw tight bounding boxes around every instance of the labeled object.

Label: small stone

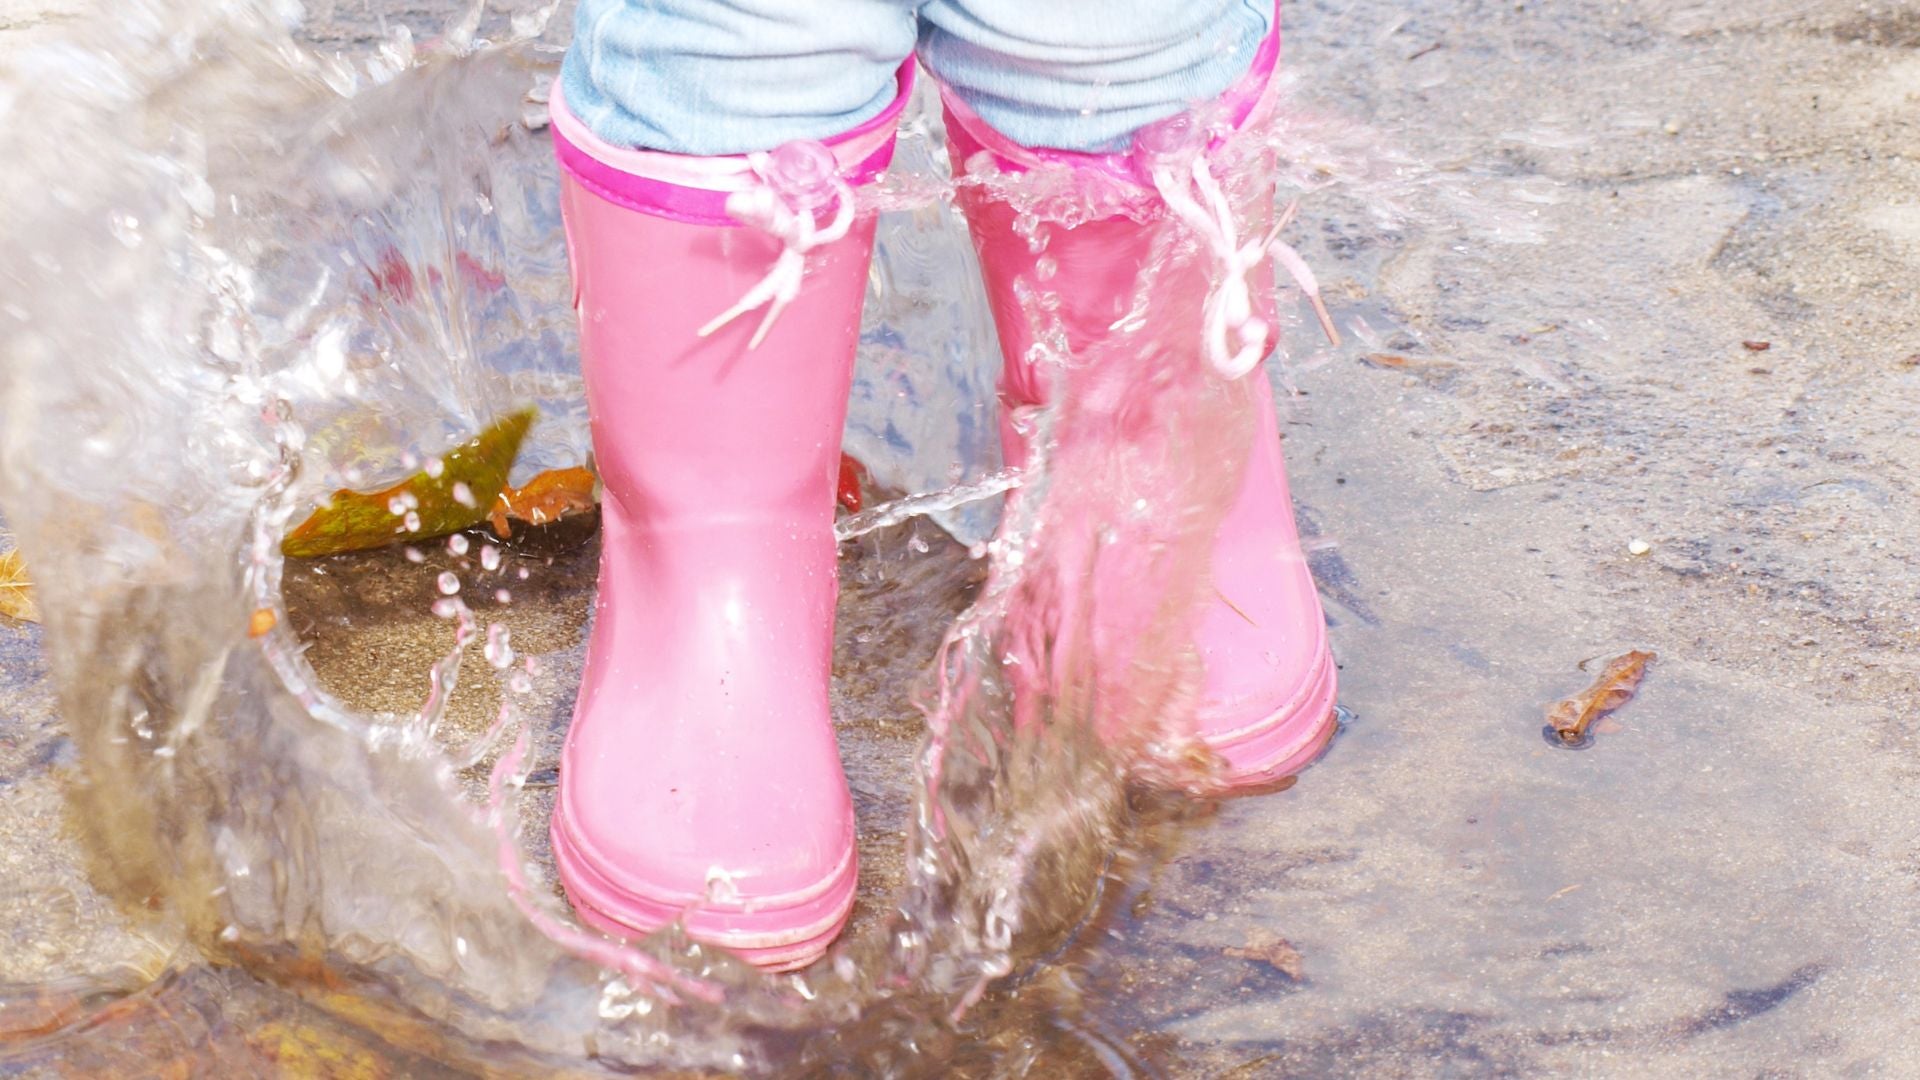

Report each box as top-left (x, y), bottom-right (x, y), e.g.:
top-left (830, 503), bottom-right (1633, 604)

top-left (1628, 539), bottom-right (1652, 557)
top-left (1663, 120), bottom-right (1681, 135)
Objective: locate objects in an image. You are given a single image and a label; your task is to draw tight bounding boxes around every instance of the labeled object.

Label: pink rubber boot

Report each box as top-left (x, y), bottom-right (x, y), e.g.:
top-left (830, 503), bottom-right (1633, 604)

top-left (943, 23), bottom-right (1338, 788)
top-left (547, 67), bottom-right (910, 970)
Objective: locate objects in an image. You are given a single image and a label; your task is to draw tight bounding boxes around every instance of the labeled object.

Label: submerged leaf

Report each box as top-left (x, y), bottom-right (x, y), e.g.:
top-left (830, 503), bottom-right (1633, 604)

top-left (1361, 352), bottom-right (1457, 371)
top-left (0, 546), bottom-right (38, 623)
top-left (1224, 928), bottom-right (1305, 980)
top-left (283, 408), bottom-right (536, 559)
top-left (486, 466), bottom-right (597, 537)
top-left (248, 1021), bottom-right (389, 1080)
top-left (1546, 649), bottom-right (1655, 746)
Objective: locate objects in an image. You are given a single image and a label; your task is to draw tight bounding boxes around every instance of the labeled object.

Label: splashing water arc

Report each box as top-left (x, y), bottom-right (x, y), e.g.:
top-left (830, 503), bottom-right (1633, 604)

top-left (0, 0), bottom-right (1361, 1070)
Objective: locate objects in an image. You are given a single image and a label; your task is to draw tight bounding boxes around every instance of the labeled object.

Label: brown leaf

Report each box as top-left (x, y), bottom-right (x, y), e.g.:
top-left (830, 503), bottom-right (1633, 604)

top-left (0, 546), bottom-right (39, 623)
top-left (1361, 352), bottom-right (1457, 371)
top-left (1546, 649), bottom-right (1655, 744)
top-left (283, 408), bottom-right (536, 558)
top-left (487, 465), bottom-right (597, 538)
top-left (1742, 340), bottom-right (1772, 352)
top-left (1223, 928), bottom-right (1304, 979)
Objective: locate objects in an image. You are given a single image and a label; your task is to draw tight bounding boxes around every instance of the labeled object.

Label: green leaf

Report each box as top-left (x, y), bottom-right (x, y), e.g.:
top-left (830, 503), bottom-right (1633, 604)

top-left (282, 407), bottom-right (536, 559)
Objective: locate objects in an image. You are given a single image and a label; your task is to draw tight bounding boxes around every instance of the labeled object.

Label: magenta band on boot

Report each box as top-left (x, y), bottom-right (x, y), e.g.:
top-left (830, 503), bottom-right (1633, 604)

top-left (939, 2), bottom-right (1281, 190)
top-left (550, 61), bottom-right (916, 227)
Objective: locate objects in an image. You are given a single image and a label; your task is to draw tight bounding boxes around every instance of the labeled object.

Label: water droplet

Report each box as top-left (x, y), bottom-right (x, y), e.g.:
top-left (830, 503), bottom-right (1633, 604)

top-left (452, 482), bottom-right (476, 508)
top-left (705, 866), bottom-right (743, 903)
top-left (448, 534), bottom-right (470, 555)
top-left (108, 211), bottom-right (143, 249)
top-left (484, 623), bottom-right (514, 670)
top-left (437, 571), bottom-right (460, 595)
top-left (480, 544), bottom-right (501, 571)
top-left (403, 546), bottom-right (424, 564)
top-left (494, 588), bottom-right (511, 604)
top-left (424, 456), bottom-right (445, 478)
top-left (387, 495), bottom-right (409, 516)
top-left (508, 671), bottom-right (532, 695)
top-left (403, 510), bottom-right (422, 532)
top-left (598, 994), bottom-right (636, 1022)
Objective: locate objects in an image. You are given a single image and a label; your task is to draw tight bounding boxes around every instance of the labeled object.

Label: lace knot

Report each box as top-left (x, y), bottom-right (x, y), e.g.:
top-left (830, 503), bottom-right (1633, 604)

top-left (698, 140), bottom-right (857, 350)
top-left (1144, 127), bottom-right (1339, 378)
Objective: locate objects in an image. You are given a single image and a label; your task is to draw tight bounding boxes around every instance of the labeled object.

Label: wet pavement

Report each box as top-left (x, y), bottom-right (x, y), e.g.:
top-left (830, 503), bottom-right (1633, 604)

top-left (6, 0), bottom-right (1920, 1075)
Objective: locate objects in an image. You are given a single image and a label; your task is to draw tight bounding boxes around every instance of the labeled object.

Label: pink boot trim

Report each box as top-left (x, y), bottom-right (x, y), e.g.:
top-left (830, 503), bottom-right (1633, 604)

top-left (551, 799), bottom-right (857, 972)
top-left (550, 78), bottom-right (904, 970)
top-left (550, 65), bottom-right (912, 225)
top-left (942, 4), bottom-right (1337, 789)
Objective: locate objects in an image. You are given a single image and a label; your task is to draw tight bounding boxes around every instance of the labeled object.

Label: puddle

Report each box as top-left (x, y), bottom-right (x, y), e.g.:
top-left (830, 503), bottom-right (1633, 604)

top-left (8, 0), bottom-right (1920, 1075)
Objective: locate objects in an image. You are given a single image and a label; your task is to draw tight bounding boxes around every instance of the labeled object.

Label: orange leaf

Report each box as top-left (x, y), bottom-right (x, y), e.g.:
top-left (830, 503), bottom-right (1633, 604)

top-left (487, 466), bottom-right (597, 537)
top-left (0, 545), bottom-right (38, 623)
top-left (837, 453), bottom-right (866, 514)
top-left (1361, 352), bottom-right (1457, 371)
top-left (1546, 649), bottom-right (1655, 745)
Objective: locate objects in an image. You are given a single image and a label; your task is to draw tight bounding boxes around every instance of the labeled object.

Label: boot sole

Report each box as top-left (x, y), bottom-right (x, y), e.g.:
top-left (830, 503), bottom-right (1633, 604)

top-left (1200, 632), bottom-right (1340, 789)
top-left (549, 802), bottom-right (858, 973)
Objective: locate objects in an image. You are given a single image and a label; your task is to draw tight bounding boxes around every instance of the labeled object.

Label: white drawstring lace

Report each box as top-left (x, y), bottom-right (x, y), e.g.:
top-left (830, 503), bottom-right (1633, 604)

top-left (1149, 155), bottom-right (1341, 379)
top-left (697, 145), bottom-right (856, 350)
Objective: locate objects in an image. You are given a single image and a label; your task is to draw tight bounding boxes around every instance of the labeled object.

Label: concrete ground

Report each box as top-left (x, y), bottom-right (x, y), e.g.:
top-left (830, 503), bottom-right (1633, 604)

top-left (5, 0), bottom-right (1920, 1075)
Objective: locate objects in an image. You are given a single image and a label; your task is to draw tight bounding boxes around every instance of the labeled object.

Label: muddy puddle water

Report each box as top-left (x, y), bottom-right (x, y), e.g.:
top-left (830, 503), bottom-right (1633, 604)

top-left (10, 0), bottom-right (1920, 1075)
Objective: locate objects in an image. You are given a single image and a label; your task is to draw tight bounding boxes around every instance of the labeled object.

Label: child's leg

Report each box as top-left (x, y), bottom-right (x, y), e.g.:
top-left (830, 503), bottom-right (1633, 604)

top-left (561, 0), bottom-right (918, 154)
top-left (919, 0), bottom-right (1272, 152)
top-left (549, 2), bottom-right (918, 970)
top-left (923, 2), bottom-right (1342, 786)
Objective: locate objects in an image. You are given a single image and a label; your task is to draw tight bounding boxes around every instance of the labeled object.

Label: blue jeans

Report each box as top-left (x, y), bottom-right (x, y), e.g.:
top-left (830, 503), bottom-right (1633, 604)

top-left (561, 0), bottom-right (1272, 155)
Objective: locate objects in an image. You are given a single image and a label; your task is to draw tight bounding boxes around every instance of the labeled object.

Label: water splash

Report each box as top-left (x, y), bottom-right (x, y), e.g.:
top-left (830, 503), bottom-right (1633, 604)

top-left (0, 0), bottom-right (1449, 1071)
